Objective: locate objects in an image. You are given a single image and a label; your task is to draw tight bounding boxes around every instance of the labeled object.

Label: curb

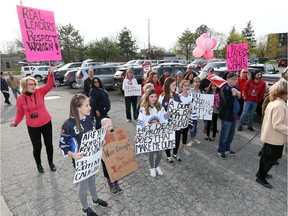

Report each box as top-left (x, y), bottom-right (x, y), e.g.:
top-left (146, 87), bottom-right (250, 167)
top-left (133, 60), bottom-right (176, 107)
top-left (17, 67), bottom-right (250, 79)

top-left (1, 196), bottom-right (12, 216)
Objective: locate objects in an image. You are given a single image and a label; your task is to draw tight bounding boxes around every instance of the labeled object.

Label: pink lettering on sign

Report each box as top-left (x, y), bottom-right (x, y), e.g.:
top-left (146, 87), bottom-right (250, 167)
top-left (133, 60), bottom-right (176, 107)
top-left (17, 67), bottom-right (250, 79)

top-left (226, 43), bottom-right (248, 72)
top-left (16, 5), bottom-right (62, 62)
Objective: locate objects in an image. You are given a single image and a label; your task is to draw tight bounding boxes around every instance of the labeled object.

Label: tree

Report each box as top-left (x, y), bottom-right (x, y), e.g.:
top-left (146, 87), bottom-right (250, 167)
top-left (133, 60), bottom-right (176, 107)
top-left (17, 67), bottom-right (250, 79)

top-left (242, 21), bottom-right (257, 52)
top-left (86, 37), bottom-right (119, 63)
top-left (195, 25), bottom-right (209, 39)
top-left (266, 34), bottom-right (278, 59)
top-left (57, 23), bottom-right (84, 63)
top-left (209, 28), bottom-right (228, 58)
top-left (117, 27), bottom-right (138, 61)
top-left (220, 32), bottom-right (248, 58)
top-left (143, 45), bottom-right (165, 59)
top-left (229, 25), bottom-right (237, 35)
top-left (254, 35), bottom-right (268, 58)
top-left (176, 29), bottom-right (195, 60)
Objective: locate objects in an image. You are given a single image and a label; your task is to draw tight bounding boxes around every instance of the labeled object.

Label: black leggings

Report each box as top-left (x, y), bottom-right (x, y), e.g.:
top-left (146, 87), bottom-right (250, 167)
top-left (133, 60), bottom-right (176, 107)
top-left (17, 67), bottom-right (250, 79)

top-left (124, 96), bottom-right (138, 120)
top-left (165, 130), bottom-right (181, 157)
top-left (27, 121), bottom-right (54, 165)
top-left (206, 113), bottom-right (219, 138)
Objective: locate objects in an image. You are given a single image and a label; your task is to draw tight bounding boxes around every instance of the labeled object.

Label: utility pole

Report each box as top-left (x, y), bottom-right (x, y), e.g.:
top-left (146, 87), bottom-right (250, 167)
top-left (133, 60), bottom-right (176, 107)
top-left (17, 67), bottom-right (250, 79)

top-left (148, 19), bottom-right (150, 50)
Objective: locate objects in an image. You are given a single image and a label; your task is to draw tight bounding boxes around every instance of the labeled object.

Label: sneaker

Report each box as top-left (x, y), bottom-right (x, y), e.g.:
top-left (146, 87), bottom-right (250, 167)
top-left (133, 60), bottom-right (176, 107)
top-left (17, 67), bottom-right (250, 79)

top-left (238, 126), bottom-right (242, 131)
top-left (92, 198), bottom-right (108, 208)
top-left (187, 140), bottom-right (194, 147)
top-left (115, 184), bottom-right (123, 194)
top-left (127, 119), bottom-right (132, 122)
top-left (182, 148), bottom-right (191, 156)
top-left (110, 186), bottom-right (118, 195)
top-left (83, 207), bottom-right (98, 216)
top-left (150, 168), bottom-right (156, 177)
top-left (167, 157), bottom-right (174, 164)
top-left (217, 152), bottom-right (227, 160)
top-left (194, 139), bottom-right (201, 144)
top-left (225, 150), bottom-right (236, 156)
top-left (155, 167), bottom-right (163, 175)
top-left (248, 127), bottom-right (254, 131)
top-left (172, 154), bottom-right (182, 162)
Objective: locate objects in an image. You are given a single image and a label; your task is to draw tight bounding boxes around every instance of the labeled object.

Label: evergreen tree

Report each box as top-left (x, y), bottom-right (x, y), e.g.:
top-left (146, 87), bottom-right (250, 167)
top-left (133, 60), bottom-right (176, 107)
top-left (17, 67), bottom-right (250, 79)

top-left (195, 24), bottom-right (209, 39)
top-left (117, 27), bottom-right (138, 61)
top-left (241, 21), bottom-right (257, 49)
top-left (176, 28), bottom-right (195, 60)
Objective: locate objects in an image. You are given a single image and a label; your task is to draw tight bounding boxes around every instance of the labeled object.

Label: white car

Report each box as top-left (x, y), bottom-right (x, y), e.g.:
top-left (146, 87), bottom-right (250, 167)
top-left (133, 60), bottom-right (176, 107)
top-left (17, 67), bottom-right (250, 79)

top-left (198, 61), bottom-right (227, 80)
top-left (21, 66), bottom-right (34, 77)
top-left (31, 66), bottom-right (50, 81)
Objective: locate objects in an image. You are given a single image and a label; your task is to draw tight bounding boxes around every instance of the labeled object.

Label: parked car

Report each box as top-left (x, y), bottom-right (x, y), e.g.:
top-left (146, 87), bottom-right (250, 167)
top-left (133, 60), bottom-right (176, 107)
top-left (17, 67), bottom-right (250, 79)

top-left (63, 69), bottom-right (78, 89)
top-left (81, 62), bottom-right (103, 67)
top-left (255, 57), bottom-right (269, 64)
top-left (21, 66), bottom-right (34, 77)
top-left (42, 69), bottom-right (68, 86)
top-left (190, 59), bottom-right (208, 70)
top-left (31, 66), bottom-right (49, 81)
top-left (76, 65), bottom-right (120, 90)
top-left (248, 63), bottom-right (279, 74)
top-left (278, 58), bottom-right (288, 67)
top-left (56, 62), bottom-right (82, 73)
top-left (198, 61), bottom-right (227, 80)
top-left (113, 66), bottom-right (144, 91)
top-left (152, 63), bottom-right (196, 78)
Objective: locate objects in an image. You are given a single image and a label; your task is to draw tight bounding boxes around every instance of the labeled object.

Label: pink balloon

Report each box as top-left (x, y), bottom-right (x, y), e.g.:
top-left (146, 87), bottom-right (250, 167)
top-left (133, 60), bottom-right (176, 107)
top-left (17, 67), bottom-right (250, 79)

top-left (211, 37), bottom-right (217, 49)
top-left (202, 38), bottom-right (214, 51)
top-left (204, 50), bottom-right (214, 60)
top-left (201, 33), bottom-right (209, 39)
top-left (196, 37), bottom-right (205, 49)
top-left (193, 46), bottom-right (205, 58)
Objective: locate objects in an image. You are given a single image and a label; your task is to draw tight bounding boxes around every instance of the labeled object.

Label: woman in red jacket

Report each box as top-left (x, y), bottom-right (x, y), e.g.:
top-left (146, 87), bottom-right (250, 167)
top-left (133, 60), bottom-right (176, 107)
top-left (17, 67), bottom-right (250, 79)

top-left (9, 67), bottom-right (56, 174)
top-left (143, 72), bottom-right (162, 96)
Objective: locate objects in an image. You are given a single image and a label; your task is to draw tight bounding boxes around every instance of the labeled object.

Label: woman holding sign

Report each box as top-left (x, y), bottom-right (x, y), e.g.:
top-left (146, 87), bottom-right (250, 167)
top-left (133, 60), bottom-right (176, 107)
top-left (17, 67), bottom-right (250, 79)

top-left (137, 89), bottom-right (168, 177)
top-left (59, 93), bottom-right (108, 216)
top-left (122, 69), bottom-right (138, 122)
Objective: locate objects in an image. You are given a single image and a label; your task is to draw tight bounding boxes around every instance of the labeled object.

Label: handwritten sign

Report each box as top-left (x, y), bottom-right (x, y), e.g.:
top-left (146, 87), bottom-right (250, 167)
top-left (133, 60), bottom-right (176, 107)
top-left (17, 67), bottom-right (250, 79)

top-left (135, 121), bottom-right (176, 154)
top-left (168, 100), bottom-right (191, 128)
top-left (207, 74), bottom-right (227, 88)
top-left (190, 93), bottom-right (214, 120)
top-left (226, 43), bottom-right (248, 72)
top-left (73, 127), bottom-right (107, 183)
top-left (124, 84), bottom-right (141, 96)
top-left (16, 5), bottom-right (62, 62)
top-left (102, 127), bottom-right (138, 183)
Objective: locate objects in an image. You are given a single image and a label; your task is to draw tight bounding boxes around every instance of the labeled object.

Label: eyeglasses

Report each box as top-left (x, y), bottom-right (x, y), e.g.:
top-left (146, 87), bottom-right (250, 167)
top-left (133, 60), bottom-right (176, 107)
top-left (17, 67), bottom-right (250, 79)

top-left (27, 83), bottom-right (36, 86)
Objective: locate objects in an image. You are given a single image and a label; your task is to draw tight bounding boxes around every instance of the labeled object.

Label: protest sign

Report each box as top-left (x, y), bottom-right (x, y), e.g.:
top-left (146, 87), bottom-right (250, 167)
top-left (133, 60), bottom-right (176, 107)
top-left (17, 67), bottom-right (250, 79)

top-left (207, 74), bottom-right (227, 88)
top-left (102, 127), bottom-right (138, 183)
top-left (16, 5), bottom-right (62, 62)
top-left (73, 126), bottom-right (107, 183)
top-left (142, 61), bottom-right (152, 78)
top-left (123, 84), bottom-right (141, 96)
top-left (135, 121), bottom-right (176, 154)
top-left (226, 43), bottom-right (248, 72)
top-left (168, 100), bottom-right (191, 128)
top-left (190, 93), bottom-right (214, 120)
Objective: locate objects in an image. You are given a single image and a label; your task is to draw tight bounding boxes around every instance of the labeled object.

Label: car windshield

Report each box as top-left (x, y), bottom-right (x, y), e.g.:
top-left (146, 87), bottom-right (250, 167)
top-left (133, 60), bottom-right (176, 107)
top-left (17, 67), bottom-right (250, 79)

top-left (203, 62), bottom-right (226, 71)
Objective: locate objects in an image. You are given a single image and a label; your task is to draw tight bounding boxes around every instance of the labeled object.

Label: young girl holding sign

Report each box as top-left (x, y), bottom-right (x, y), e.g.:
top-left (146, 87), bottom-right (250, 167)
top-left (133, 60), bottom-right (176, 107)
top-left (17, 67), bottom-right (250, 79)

top-left (137, 89), bottom-right (168, 177)
top-left (179, 80), bottom-right (192, 156)
top-left (59, 93), bottom-right (108, 216)
top-left (122, 69), bottom-right (138, 122)
top-left (158, 77), bottom-right (182, 164)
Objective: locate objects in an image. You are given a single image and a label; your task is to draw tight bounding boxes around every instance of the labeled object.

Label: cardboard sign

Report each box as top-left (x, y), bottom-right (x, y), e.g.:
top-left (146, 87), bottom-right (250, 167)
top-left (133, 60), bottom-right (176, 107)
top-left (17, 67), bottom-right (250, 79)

top-left (226, 43), bottom-right (248, 72)
top-left (123, 84), bottom-right (141, 96)
top-left (73, 127), bottom-right (107, 183)
top-left (16, 5), bottom-right (62, 62)
top-left (135, 121), bottom-right (176, 154)
top-left (207, 74), bottom-right (227, 88)
top-left (168, 100), bottom-right (191, 128)
top-left (102, 127), bottom-right (138, 183)
top-left (190, 93), bottom-right (214, 120)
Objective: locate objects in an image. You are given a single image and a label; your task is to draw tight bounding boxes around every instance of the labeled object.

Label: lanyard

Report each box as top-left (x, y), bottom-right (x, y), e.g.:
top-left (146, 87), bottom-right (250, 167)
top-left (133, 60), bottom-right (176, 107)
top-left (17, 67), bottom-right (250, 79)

top-left (25, 94), bottom-right (37, 114)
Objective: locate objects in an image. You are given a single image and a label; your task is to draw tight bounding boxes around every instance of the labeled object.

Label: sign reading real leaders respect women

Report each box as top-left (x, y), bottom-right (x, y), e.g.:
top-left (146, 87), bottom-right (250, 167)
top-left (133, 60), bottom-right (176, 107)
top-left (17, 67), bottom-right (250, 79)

top-left (102, 127), bottom-right (138, 183)
top-left (16, 5), bottom-right (62, 62)
top-left (135, 121), bottom-right (176, 154)
top-left (73, 126), bottom-right (107, 184)
top-left (123, 84), bottom-right (141, 97)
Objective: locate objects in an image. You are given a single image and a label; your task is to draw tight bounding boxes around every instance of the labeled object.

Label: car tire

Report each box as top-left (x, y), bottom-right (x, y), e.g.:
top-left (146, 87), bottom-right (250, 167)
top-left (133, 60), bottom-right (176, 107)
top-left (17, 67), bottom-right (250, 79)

top-left (54, 80), bottom-right (61, 87)
top-left (34, 75), bottom-right (42, 82)
top-left (71, 81), bottom-right (77, 89)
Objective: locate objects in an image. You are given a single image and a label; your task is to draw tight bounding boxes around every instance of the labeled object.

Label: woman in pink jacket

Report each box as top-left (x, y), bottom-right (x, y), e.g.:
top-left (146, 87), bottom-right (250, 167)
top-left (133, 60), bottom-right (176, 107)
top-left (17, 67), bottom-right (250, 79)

top-left (256, 78), bottom-right (288, 188)
top-left (10, 67), bottom-right (56, 174)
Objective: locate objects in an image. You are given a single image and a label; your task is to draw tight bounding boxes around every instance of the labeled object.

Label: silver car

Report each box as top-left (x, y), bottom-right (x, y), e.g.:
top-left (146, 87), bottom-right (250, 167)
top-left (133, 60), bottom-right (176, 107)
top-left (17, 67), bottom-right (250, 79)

top-left (76, 65), bottom-right (120, 89)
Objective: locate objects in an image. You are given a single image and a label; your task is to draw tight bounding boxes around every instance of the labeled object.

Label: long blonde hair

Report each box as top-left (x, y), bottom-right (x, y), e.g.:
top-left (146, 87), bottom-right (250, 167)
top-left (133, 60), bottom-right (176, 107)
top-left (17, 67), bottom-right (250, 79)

top-left (20, 76), bottom-right (38, 93)
top-left (140, 89), bottom-right (161, 115)
top-left (269, 78), bottom-right (288, 101)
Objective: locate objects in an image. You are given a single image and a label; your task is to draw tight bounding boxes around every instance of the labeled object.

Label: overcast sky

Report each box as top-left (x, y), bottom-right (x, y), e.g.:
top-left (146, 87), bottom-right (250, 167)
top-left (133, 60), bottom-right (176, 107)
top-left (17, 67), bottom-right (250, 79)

top-left (1, 0), bottom-right (287, 52)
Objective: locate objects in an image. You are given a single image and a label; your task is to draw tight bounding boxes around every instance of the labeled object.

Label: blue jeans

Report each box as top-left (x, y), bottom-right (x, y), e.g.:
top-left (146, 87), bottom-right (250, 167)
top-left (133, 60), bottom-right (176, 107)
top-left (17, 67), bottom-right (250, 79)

top-left (218, 120), bottom-right (236, 153)
top-left (238, 101), bottom-right (258, 128)
top-left (11, 88), bottom-right (20, 99)
top-left (190, 120), bottom-right (198, 138)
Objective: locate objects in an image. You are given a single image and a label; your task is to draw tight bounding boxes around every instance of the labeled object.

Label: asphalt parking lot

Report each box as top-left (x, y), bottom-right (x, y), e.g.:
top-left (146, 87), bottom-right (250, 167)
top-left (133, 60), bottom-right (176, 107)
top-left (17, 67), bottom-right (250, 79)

top-left (0, 67), bottom-right (287, 216)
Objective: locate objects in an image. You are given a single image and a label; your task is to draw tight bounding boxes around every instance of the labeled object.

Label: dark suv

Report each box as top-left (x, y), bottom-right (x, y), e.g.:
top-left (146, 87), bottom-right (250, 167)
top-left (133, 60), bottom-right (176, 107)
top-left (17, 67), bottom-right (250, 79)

top-left (43, 69), bottom-right (68, 86)
top-left (63, 69), bottom-right (78, 89)
top-left (113, 66), bottom-right (144, 91)
top-left (153, 63), bottom-right (198, 78)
